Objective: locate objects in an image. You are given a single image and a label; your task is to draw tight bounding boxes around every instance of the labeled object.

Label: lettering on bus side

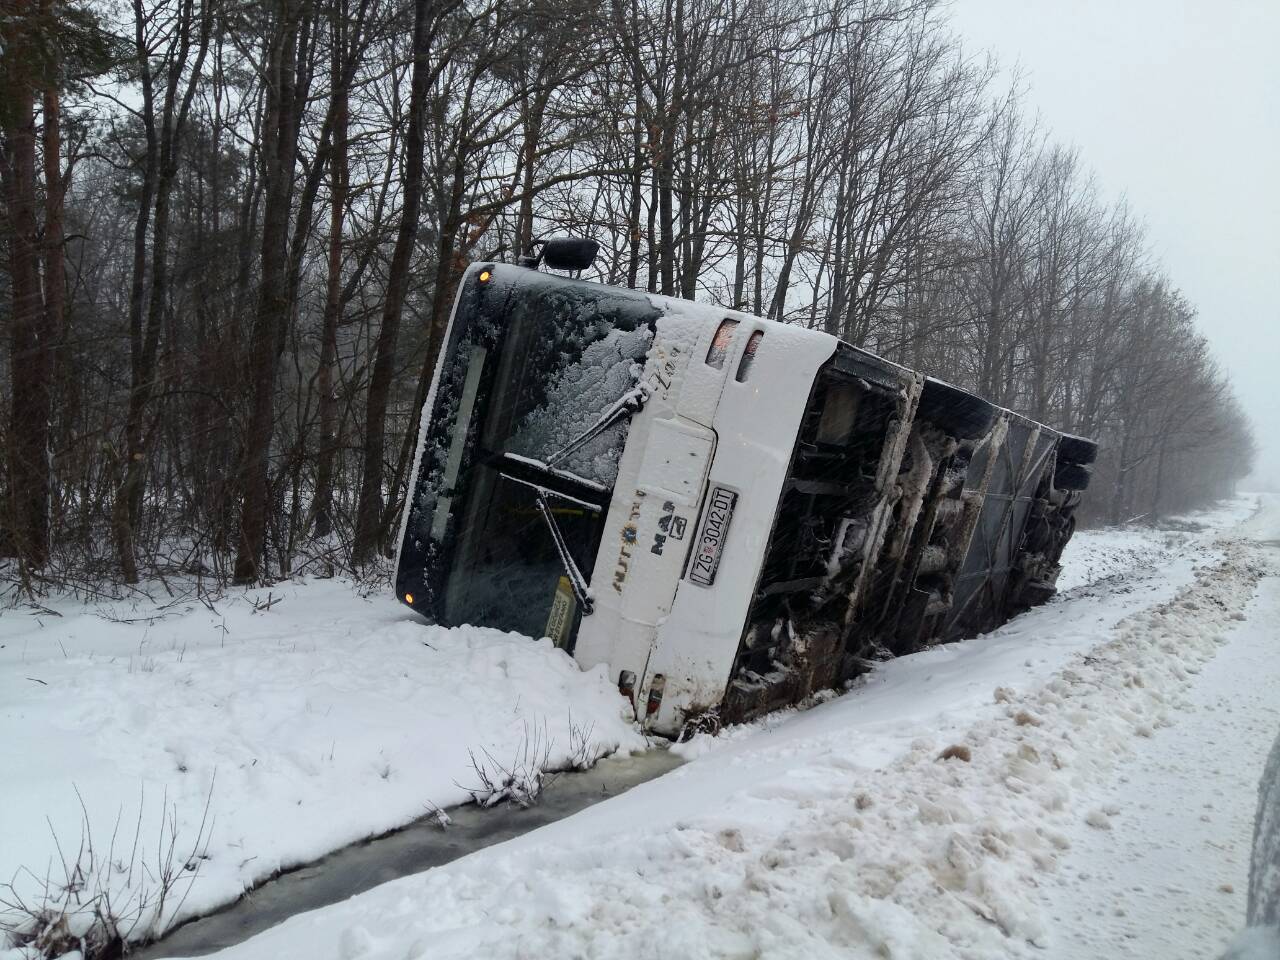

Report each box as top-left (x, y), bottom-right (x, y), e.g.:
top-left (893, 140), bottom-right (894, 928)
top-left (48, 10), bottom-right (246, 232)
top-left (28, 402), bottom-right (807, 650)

top-left (612, 493), bottom-right (646, 593)
top-left (651, 500), bottom-right (687, 556)
top-left (645, 344), bottom-right (679, 399)
top-left (688, 486), bottom-right (738, 587)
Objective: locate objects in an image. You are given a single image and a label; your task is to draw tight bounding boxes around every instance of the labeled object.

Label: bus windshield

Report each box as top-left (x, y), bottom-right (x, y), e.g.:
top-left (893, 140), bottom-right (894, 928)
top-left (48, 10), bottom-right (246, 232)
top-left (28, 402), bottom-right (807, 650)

top-left (397, 267), bottom-right (660, 648)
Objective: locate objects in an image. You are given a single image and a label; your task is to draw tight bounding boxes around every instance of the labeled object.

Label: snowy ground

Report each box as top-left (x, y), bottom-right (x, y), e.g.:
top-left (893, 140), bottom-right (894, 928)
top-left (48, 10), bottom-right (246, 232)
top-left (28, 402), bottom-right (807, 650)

top-left (0, 580), bottom-right (644, 945)
top-left (1038, 577), bottom-right (1280, 957)
top-left (160, 494), bottom-right (1271, 960)
top-left (1039, 499), bottom-right (1280, 959)
top-left (3, 495), bottom-right (1274, 959)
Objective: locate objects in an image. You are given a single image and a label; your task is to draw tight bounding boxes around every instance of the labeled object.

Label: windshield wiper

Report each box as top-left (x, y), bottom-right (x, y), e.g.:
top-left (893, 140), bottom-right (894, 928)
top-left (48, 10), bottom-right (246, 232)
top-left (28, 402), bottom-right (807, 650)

top-left (491, 451), bottom-right (607, 496)
top-left (489, 466), bottom-right (597, 616)
top-left (533, 490), bottom-right (594, 615)
top-left (544, 383), bottom-right (651, 469)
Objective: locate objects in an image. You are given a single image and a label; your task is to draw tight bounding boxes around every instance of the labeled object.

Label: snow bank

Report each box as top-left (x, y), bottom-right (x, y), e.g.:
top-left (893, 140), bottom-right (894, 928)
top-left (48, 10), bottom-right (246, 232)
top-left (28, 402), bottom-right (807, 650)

top-left (1055, 496), bottom-right (1255, 592)
top-left (0, 580), bottom-right (644, 941)
top-left (155, 501), bottom-right (1268, 960)
top-left (1055, 525), bottom-right (1182, 591)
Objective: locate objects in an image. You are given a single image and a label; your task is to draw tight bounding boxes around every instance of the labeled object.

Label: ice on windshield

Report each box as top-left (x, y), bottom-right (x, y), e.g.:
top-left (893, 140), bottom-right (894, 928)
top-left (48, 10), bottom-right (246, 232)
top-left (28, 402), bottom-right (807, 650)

top-left (506, 324), bottom-right (654, 485)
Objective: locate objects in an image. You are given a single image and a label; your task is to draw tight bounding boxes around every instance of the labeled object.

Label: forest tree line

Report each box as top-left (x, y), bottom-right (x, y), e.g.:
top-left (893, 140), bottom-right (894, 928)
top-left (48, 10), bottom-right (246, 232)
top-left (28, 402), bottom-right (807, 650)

top-left (0, 0), bottom-right (1256, 589)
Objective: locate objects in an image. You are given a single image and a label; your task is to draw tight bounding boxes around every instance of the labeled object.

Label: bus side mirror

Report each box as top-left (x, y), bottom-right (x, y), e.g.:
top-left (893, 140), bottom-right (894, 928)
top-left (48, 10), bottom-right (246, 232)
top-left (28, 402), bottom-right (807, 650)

top-left (540, 237), bottom-right (599, 272)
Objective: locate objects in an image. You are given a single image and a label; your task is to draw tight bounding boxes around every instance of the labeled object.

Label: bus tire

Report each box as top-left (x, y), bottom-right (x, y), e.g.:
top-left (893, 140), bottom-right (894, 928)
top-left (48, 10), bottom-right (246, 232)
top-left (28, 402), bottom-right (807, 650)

top-left (1058, 433), bottom-right (1098, 465)
top-left (1055, 462), bottom-right (1091, 491)
top-left (917, 379), bottom-right (999, 442)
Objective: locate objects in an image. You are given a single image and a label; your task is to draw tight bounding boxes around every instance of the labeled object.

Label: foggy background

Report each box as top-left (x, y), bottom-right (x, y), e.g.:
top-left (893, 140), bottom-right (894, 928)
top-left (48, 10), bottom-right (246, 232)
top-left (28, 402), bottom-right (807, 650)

top-left (949, 0), bottom-right (1280, 486)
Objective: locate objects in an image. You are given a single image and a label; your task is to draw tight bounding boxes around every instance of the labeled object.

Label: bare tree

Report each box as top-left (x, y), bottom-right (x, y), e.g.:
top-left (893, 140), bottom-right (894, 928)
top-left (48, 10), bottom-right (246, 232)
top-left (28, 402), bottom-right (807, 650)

top-left (234, 0), bottom-right (313, 583)
top-left (0, 0), bottom-right (1254, 589)
top-left (113, 0), bottom-right (214, 583)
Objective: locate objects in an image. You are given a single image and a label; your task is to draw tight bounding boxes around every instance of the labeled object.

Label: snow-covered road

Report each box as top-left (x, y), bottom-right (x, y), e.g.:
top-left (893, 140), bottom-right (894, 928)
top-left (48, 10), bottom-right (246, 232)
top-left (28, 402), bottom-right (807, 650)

top-left (1038, 497), bottom-right (1280, 958)
top-left (142, 496), bottom-right (1272, 960)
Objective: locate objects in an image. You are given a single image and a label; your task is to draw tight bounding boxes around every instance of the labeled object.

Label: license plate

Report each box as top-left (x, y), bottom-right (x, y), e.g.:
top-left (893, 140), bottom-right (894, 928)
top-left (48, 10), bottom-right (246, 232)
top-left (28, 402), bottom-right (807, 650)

top-left (688, 486), bottom-right (737, 586)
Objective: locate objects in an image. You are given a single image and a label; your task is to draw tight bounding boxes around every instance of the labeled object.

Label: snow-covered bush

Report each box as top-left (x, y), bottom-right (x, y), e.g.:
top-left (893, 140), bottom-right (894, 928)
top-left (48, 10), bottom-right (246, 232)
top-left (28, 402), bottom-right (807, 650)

top-left (459, 715), bottom-right (606, 809)
top-left (461, 721), bottom-right (556, 809)
top-left (0, 788), bottom-right (212, 959)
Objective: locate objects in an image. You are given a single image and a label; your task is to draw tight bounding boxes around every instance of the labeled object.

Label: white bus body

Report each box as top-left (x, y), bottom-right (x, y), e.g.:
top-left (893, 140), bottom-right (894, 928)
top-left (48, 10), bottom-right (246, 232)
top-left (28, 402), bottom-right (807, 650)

top-left (396, 261), bottom-right (1094, 737)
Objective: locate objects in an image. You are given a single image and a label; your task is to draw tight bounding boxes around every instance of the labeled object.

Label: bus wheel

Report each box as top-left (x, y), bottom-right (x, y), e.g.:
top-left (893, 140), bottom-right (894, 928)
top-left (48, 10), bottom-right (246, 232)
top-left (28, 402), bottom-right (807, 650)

top-left (916, 379), bottom-right (999, 441)
top-left (1054, 462), bottom-right (1092, 491)
top-left (1058, 433), bottom-right (1099, 465)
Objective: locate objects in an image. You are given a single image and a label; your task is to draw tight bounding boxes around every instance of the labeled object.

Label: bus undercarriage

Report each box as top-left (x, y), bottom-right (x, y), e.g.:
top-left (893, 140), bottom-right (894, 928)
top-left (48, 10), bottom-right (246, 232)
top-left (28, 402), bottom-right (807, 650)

top-left (396, 255), bottom-right (1096, 738)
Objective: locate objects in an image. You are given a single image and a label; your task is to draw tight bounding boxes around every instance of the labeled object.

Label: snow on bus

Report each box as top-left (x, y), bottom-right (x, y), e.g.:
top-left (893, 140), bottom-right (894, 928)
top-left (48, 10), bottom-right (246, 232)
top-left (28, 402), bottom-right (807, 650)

top-left (395, 243), bottom-right (1097, 738)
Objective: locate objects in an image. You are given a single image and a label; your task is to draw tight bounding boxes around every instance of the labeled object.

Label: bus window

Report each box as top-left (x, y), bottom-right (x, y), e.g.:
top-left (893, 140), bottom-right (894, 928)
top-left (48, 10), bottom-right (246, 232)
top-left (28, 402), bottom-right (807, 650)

top-left (396, 267), bottom-right (661, 649)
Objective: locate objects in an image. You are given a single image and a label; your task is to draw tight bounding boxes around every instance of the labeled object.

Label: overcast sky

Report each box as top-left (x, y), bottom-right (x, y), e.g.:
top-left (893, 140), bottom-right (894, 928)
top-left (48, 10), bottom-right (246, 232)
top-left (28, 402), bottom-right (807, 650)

top-left (945, 0), bottom-right (1280, 484)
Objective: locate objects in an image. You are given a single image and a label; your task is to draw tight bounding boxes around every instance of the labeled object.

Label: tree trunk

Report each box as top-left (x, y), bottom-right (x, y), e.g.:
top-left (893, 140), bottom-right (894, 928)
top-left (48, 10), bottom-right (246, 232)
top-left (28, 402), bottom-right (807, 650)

top-left (234, 0), bottom-right (304, 583)
top-left (351, 0), bottom-right (432, 567)
top-left (310, 2), bottom-right (349, 539)
top-left (114, 0), bottom-right (210, 582)
top-left (39, 76), bottom-right (66, 554)
top-left (112, 0), bottom-right (161, 582)
top-left (2, 27), bottom-right (52, 569)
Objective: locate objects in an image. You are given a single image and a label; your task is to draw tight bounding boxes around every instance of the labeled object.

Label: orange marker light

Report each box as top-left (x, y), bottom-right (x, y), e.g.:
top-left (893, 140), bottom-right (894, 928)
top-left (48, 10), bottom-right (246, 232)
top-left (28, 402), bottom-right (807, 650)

top-left (404, 593), bottom-right (415, 605)
top-left (478, 269), bottom-right (492, 283)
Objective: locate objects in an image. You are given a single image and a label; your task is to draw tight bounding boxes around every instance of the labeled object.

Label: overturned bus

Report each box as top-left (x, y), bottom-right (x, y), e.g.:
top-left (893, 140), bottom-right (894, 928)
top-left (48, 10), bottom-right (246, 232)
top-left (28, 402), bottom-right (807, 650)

top-left (395, 245), bottom-right (1096, 738)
